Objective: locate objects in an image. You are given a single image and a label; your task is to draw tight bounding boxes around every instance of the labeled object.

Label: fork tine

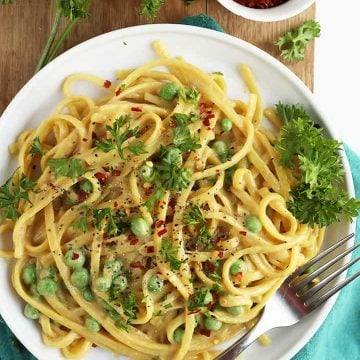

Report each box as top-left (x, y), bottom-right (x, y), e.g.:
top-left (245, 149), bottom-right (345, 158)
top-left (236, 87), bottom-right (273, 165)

top-left (305, 268), bottom-right (360, 309)
top-left (291, 242), bottom-right (360, 292)
top-left (300, 255), bottom-right (360, 301)
top-left (286, 233), bottom-right (355, 284)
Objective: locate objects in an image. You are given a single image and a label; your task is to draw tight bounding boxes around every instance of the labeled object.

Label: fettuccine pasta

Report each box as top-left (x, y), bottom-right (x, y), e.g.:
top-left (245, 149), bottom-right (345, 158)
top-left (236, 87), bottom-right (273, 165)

top-left (0, 41), bottom-right (324, 359)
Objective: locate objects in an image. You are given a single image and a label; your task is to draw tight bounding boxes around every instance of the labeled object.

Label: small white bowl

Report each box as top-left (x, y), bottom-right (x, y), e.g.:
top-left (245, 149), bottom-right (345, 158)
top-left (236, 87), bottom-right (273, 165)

top-left (216, 0), bottom-right (316, 22)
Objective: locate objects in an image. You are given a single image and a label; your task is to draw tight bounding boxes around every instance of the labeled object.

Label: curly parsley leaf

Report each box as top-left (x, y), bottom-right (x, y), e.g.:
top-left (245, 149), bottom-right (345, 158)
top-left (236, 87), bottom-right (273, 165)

top-left (178, 86), bottom-right (200, 105)
top-left (29, 136), bottom-right (44, 155)
top-left (0, 173), bottom-right (36, 220)
top-left (140, 0), bottom-right (166, 19)
top-left (188, 289), bottom-right (212, 311)
top-left (48, 158), bottom-right (86, 180)
top-left (275, 20), bottom-right (320, 62)
top-left (275, 102), bottom-right (360, 227)
top-left (95, 115), bottom-right (147, 160)
top-left (93, 208), bottom-right (120, 236)
top-left (160, 238), bottom-right (185, 271)
top-left (172, 115), bottom-right (201, 153)
top-left (72, 217), bottom-right (89, 233)
top-left (184, 204), bottom-right (212, 249)
top-left (144, 186), bottom-right (165, 211)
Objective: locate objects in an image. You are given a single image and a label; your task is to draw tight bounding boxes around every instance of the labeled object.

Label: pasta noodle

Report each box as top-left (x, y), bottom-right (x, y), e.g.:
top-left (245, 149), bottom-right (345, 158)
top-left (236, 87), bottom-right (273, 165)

top-left (0, 41), bottom-right (324, 359)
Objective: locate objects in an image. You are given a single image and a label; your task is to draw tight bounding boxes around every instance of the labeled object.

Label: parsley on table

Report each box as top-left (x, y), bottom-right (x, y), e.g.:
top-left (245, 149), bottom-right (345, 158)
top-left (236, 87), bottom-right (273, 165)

top-left (48, 158), bottom-right (86, 180)
top-left (71, 217), bottom-right (89, 233)
top-left (275, 20), bottom-right (321, 62)
top-left (275, 102), bottom-right (360, 227)
top-left (95, 115), bottom-right (147, 160)
top-left (184, 204), bottom-right (212, 249)
top-left (160, 238), bottom-right (185, 271)
top-left (29, 136), bottom-right (43, 155)
top-left (0, 173), bottom-right (36, 220)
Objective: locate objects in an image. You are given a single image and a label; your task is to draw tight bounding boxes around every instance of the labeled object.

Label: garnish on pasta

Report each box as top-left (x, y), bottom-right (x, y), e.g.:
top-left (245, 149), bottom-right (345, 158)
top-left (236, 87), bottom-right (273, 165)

top-left (0, 41), bottom-right (358, 360)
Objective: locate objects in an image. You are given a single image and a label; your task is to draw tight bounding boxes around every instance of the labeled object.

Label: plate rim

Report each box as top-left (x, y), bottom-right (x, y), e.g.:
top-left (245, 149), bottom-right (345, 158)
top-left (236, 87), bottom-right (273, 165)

top-left (0, 23), bottom-right (356, 360)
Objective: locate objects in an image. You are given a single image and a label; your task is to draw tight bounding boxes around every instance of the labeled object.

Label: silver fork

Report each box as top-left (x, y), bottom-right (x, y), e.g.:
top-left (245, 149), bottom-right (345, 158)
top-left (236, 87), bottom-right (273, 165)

top-left (216, 233), bottom-right (360, 360)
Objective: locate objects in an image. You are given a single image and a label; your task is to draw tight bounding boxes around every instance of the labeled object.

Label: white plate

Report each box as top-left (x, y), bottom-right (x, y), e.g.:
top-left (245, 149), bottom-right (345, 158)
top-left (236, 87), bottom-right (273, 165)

top-left (0, 24), bottom-right (355, 360)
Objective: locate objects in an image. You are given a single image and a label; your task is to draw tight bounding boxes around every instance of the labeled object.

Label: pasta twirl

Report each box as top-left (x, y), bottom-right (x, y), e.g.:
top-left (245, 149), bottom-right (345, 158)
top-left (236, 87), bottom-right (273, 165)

top-left (0, 42), bottom-right (323, 359)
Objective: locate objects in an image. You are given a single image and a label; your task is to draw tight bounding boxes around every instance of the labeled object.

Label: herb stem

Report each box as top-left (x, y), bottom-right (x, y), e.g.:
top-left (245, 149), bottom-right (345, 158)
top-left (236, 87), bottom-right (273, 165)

top-left (35, 5), bottom-right (63, 73)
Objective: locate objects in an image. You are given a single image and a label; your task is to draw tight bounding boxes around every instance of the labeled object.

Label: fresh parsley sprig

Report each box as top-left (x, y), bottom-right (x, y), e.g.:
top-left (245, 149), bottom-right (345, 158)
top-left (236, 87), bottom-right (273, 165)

top-left (184, 204), bottom-right (212, 249)
top-left (0, 173), bottom-right (37, 220)
top-left (160, 238), bottom-right (185, 271)
top-left (35, 0), bottom-right (91, 72)
top-left (275, 20), bottom-right (320, 62)
top-left (275, 102), bottom-right (360, 227)
top-left (95, 115), bottom-right (147, 160)
top-left (188, 288), bottom-right (212, 311)
top-left (71, 217), bottom-right (89, 232)
top-left (29, 136), bottom-right (44, 155)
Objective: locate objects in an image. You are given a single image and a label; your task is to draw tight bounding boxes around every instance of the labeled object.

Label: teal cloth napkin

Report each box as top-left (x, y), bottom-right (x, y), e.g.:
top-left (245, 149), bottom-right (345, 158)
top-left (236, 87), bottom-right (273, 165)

top-left (0, 14), bottom-right (359, 360)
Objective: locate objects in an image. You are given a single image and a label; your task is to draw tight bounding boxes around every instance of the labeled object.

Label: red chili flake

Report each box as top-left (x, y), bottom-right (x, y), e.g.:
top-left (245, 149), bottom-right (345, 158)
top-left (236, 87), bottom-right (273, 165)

top-left (71, 252), bottom-right (80, 260)
top-left (95, 172), bottom-right (108, 185)
top-left (77, 190), bottom-right (87, 202)
top-left (239, 231), bottom-right (247, 236)
top-left (235, 0), bottom-right (287, 9)
top-left (202, 113), bottom-right (215, 126)
top-left (145, 186), bottom-right (154, 196)
top-left (157, 229), bottom-right (167, 237)
top-left (130, 238), bottom-right (139, 245)
top-left (131, 107), bottom-right (142, 112)
top-left (235, 272), bottom-right (243, 282)
top-left (199, 102), bottom-right (207, 114)
top-left (111, 169), bottom-right (121, 177)
top-left (115, 88), bottom-right (121, 96)
top-left (170, 120), bottom-right (177, 128)
top-left (114, 201), bottom-right (119, 208)
top-left (168, 198), bottom-right (176, 209)
top-left (103, 80), bottom-right (112, 88)
top-left (218, 251), bottom-right (224, 258)
top-left (130, 261), bottom-right (145, 269)
top-left (104, 240), bottom-right (117, 248)
top-left (128, 233), bottom-right (138, 243)
top-left (187, 309), bottom-right (201, 315)
top-left (103, 233), bottom-right (109, 240)
top-left (147, 246), bottom-right (155, 253)
top-left (102, 166), bottom-right (110, 172)
top-left (199, 329), bottom-right (211, 337)
top-left (156, 220), bottom-right (166, 228)
top-left (205, 260), bottom-right (215, 272)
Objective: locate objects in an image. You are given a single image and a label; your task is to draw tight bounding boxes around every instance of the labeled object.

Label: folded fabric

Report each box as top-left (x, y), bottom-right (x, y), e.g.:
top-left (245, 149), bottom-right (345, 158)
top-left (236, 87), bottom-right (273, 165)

top-left (0, 14), bottom-right (359, 360)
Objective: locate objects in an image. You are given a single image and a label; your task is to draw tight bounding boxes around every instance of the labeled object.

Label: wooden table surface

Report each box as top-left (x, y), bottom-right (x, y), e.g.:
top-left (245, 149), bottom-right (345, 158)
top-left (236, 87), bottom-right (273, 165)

top-left (0, 0), bottom-right (315, 114)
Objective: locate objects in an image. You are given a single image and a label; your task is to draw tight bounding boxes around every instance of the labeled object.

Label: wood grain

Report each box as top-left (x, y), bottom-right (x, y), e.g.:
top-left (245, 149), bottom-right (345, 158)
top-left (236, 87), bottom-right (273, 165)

top-left (0, 0), bottom-right (315, 114)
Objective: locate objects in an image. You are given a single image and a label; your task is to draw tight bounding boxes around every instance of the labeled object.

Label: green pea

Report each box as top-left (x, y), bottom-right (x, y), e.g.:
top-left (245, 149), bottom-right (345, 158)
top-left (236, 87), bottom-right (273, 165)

top-left (244, 215), bottom-right (262, 233)
top-left (103, 259), bottom-right (123, 279)
top-left (83, 287), bottom-right (94, 302)
top-left (22, 264), bottom-right (37, 285)
top-left (139, 164), bottom-right (154, 182)
top-left (80, 179), bottom-right (93, 193)
top-left (220, 118), bottom-right (232, 132)
top-left (71, 268), bottom-right (90, 289)
top-left (173, 327), bottom-right (184, 343)
top-left (85, 316), bottom-right (101, 332)
top-left (226, 305), bottom-right (244, 316)
top-left (24, 304), bottom-right (40, 320)
top-left (230, 259), bottom-right (247, 276)
top-left (112, 275), bottom-right (128, 293)
top-left (37, 278), bottom-right (58, 296)
top-left (30, 284), bottom-right (40, 299)
top-left (95, 277), bottom-right (112, 292)
top-left (204, 316), bottom-right (222, 331)
top-left (165, 148), bottom-right (183, 167)
top-left (64, 248), bottom-right (86, 269)
top-left (159, 83), bottom-right (178, 101)
top-left (148, 275), bottom-right (164, 293)
top-left (212, 140), bottom-right (229, 161)
top-left (131, 217), bottom-right (151, 238)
